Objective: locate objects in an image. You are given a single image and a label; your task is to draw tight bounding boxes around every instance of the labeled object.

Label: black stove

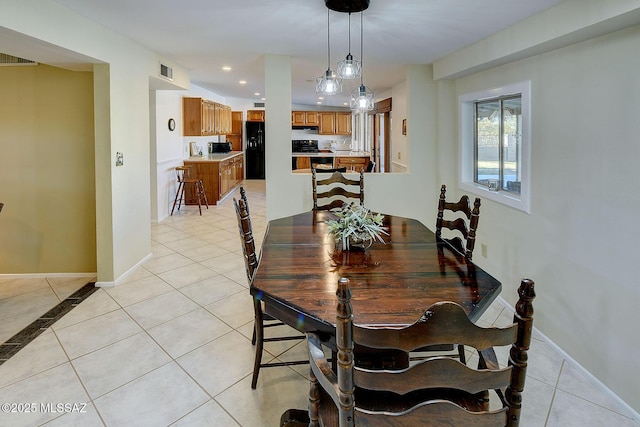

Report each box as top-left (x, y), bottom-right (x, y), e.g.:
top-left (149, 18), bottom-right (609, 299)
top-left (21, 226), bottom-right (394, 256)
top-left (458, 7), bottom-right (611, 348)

top-left (292, 139), bottom-right (319, 153)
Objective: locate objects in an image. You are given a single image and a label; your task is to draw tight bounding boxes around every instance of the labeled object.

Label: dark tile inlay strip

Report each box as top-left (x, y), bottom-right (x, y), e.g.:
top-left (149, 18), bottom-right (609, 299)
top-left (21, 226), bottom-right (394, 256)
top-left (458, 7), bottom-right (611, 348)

top-left (0, 282), bottom-right (98, 365)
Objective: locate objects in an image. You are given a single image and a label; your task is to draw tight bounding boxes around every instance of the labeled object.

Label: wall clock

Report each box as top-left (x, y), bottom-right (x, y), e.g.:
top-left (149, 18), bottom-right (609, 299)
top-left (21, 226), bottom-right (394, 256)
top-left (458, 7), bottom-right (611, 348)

top-left (168, 118), bottom-right (176, 131)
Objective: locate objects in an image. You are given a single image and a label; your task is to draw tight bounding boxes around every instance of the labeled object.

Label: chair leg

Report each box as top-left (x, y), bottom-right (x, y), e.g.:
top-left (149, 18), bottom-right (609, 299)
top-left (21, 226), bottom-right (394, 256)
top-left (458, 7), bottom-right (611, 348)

top-left (170, 182), bottom-right (184, 215)
top-left (252, 298), bottom-right (265, 389)
top-left (195, 183), bottom-right (202, 216)
top-left (199, 180), bottom-right (209, 209)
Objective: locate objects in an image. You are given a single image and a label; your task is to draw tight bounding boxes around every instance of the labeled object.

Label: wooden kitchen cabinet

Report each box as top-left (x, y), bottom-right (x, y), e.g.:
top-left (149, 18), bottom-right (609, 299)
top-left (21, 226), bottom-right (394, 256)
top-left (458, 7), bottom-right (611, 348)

top-left (183, 97), bottom-right (233, 136)
top-left (247, 110), bottom-right (265, 122)
top-left (318, 112), bottom-right (351, 135)
top-left (335, 156), bottom-right (369, 172)
top-left (226, 111), bottom-right (243, 151)
top-left (292, 111), bottom-right (319, 126)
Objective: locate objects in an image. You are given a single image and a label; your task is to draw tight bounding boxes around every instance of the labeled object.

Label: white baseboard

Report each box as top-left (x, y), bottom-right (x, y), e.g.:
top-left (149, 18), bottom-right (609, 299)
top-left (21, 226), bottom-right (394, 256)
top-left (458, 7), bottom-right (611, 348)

top-left (0, 272), bottom-right (96, 279)
top-left (95, 253), bottom-right (153, 288)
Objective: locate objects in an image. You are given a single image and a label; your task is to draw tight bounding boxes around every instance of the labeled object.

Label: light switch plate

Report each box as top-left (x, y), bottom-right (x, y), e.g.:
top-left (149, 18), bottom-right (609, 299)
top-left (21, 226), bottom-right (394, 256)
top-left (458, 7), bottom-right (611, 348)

top-left (116, 152), bottom-right (124, 166)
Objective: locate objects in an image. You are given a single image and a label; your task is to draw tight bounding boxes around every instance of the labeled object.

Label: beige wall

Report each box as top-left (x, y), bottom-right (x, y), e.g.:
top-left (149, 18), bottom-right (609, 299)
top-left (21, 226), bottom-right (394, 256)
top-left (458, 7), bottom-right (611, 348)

top-left (440, 23), bottom-right (640, 413)
top-left (0, 64), bottom-right (96, 273)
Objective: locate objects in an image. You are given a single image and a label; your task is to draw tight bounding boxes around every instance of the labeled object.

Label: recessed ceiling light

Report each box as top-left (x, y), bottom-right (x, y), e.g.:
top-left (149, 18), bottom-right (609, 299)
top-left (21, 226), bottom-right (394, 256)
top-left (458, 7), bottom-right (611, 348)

top-left (239, 80), bottom-right (247, 85)
top-left (222, 66), bottom-right (231, 71)
top-left (343, 102), bottom-right (348, 106)
top-left (254, 92), bottom-right (260, 96)
top-left (261, 97), bottom-right (266, 101)
top-left (318, 96), bottom-right (325, 100)
top-left (316, 101), bottom-right (322, 105)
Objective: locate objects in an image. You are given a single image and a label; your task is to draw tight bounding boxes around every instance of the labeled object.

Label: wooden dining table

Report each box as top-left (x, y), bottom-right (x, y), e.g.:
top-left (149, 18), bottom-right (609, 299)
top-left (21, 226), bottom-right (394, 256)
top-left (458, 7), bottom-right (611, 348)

top-left (251, 210), bottom-right (502, 348)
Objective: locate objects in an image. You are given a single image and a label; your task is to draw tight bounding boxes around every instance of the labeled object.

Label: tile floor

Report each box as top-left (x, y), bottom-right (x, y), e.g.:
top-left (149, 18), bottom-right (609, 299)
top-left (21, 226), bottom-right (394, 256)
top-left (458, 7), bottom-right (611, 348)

top-left (0, 179), bottom-right (638, 426)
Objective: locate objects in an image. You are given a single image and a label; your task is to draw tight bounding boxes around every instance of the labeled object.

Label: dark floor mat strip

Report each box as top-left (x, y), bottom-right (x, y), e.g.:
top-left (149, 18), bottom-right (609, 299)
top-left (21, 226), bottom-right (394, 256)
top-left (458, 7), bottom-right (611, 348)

top-left (0, 282), bottom-right (98, 365)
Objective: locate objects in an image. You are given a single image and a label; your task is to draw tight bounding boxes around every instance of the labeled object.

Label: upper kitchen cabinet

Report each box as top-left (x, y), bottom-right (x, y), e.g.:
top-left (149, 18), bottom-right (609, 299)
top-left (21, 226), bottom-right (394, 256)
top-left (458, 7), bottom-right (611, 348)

top-left (319, 112), bottom-right (351, 135)
top-left (292, 111), bottom-right (319, 126)
top-left (226, 111), bottom-right (243, 151)
top-left (183, 97), bottom-right (232, 136)
top-left (247, 110), bottom-right (265, 122)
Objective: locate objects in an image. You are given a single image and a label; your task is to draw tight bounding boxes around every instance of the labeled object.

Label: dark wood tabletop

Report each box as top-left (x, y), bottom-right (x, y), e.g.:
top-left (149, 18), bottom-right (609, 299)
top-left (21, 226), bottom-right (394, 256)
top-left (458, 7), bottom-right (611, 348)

top-left (251, 211), bottom-right (501, 342)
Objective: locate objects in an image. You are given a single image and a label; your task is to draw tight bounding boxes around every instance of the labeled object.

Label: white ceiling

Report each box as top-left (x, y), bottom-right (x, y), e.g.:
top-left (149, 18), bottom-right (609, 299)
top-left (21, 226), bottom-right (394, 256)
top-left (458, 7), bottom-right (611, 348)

top-left (39, 0), bottom-right (562, 107)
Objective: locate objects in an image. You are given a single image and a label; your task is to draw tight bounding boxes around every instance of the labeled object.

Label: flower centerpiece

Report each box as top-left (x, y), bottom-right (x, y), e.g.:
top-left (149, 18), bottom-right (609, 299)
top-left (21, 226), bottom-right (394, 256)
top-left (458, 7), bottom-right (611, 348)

top-left (326, 203), bottom-right (388, 251)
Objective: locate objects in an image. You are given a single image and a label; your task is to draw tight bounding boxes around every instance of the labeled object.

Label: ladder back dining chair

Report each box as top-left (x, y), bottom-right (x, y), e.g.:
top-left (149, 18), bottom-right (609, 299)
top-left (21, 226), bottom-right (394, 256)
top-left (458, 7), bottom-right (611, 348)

top-left (233, 187), bottom-right (307, 389)
top-left (435, 184), bottom-right (481, 260)
top-left (312, 169), bottom-right (364, 211)
top-left (281, 277), bottom-right (536, 427)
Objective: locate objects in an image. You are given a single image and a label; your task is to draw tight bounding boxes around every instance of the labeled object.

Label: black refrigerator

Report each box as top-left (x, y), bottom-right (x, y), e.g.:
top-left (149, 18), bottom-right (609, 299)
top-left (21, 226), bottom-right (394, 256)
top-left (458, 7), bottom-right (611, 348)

top-left (245, 121), bottom-right (265, 179)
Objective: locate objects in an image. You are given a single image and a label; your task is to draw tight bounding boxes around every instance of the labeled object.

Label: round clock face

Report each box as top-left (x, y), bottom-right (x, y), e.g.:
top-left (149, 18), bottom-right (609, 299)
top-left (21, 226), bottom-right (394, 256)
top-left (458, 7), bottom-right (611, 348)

top-left (168, 118), bottom-right (176, 131)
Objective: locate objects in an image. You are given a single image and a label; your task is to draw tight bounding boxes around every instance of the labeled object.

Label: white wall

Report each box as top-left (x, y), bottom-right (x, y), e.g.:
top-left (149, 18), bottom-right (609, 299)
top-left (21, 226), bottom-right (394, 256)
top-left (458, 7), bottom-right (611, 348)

top-left (1, 0), bottom-right (189, 283)
top-left (434, 7), bottom-right (640, 413)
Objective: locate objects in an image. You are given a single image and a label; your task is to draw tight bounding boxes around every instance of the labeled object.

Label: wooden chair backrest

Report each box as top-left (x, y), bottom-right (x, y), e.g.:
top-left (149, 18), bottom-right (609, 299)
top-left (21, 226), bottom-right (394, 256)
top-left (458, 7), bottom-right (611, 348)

top-left (312, 169), bottom-right (365, 211)
top-left (435, 184), bottom-right (481, 259)
top-left (308, 277), bottom-right (536, 427)
top-left (233, 187), bottom-right (258, 284)
top-left (175, 166), bottom-right (193, 183)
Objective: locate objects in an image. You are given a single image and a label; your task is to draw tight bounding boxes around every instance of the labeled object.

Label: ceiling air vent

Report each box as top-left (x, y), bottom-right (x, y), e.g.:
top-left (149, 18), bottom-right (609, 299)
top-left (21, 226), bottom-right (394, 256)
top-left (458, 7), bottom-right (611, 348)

top-left (0, 53), bottom-right (37, 66)
top-left (254, 102), bottom-right (265, 108)
top-left (160, 63), bottom-right (173, 80)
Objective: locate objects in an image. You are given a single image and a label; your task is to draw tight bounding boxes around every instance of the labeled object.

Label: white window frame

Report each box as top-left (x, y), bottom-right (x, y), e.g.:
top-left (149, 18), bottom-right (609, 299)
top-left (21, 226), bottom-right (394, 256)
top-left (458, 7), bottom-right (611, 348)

top-left (459, 81), bottom-right (531, 213)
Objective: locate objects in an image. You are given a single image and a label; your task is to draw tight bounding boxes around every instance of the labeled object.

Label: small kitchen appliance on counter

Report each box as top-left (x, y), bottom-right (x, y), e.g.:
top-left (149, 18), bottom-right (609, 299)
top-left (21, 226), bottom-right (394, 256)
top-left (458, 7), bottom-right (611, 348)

top-left (208, 142), bottom-right (232, 153)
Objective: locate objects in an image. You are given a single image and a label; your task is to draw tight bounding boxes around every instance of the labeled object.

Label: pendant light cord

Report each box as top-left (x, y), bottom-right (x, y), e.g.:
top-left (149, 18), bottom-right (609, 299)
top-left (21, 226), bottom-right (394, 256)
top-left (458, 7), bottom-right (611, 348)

top-left (359, 9), bottom-right (364, 85)
top-left (327, 9), bottom-right (331, 67)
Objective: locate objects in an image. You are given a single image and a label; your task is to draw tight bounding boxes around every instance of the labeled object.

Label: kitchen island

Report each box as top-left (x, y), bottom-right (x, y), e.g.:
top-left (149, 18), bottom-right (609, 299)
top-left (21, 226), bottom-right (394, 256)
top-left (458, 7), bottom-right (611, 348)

top-left (183, 151), bottom-right (244, 205)
top-left (292, 150), bottom-right (371, 172)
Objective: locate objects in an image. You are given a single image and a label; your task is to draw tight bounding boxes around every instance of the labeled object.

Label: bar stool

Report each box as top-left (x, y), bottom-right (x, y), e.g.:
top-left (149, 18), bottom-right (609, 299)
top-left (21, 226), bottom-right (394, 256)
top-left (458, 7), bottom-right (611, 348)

top-left (171, 166), bottom-right (209, 215)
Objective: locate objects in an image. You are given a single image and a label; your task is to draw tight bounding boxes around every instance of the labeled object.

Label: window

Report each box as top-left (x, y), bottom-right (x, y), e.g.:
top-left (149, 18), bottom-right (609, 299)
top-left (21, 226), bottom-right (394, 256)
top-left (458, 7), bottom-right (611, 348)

top-left (459, 81), bottom-right (531, 213)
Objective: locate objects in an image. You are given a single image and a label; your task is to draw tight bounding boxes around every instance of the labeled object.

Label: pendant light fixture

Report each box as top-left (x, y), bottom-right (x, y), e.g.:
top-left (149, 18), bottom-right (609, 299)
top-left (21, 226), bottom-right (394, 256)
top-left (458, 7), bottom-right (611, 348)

top-left (336, 10), bottom-right (361, 80)
top-left (350, 9), bottom-right (374, 112)
top-left (316, 8), bottom-right (342, 96)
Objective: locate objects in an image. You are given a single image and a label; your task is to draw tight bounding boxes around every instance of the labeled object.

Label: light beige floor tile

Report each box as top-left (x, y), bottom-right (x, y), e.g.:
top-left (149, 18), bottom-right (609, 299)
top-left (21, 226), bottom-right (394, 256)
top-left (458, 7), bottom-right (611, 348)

top-left (546, 389), bottom-right (640, 427)
top-left (180, 275), bottom-right (246, 306)
top-left (214, 365), bottom-right (309, 427)
top-left (152, 229), bottom-right (193, 244)
top-left (0, 313), bottom-right (39, 343)
top-left (105, 275), bottom-right (173, 307)
top-left (148, 308), bottom-right (232, 358)
top-left (72, 332), bottom-right (171, 399)
top-left (117, 266), bottom-right (154, 285)
top-left (519, 376), bottom-right (555, 427)
top-left (171, 400), bottom-right (241, 427)
top-left (200, 252), bottom-right (245, 275)
top-left (199, 229), bottom-right (238, 244)
top-left (181, 243), bottom-right (230, 262)
top-left (177, 331), bottom-right (255, 397)
top-left (151, 242), bottom-right (176, 258)
top-left (162, 236), bottom-right (211, 253)
top-left (0, 363), bottom-right (91, 427)
top-left (0, 277), bottom-right (49, 299)
top-left (557, 362), bottom-right (637, 418)
top-left (0, 287), bottom-right (59, 321)
top-left (93, 362), bottom-right (209, 427)
top-left (222, 268), bottom-right (250, 288)
top-left (158, 263), bottom-right (218, 289)
top-left (143, 253), bottom-right (195, 274)
top-left (52, 289), bottom-right (120, 330)
top-left (0, 330), bottom-right (69, 388)
top-left (526, 338), bottom-right (565, 386)
top-left (205, 291), bottom-right (254, 329)
top-left (46, 276), bottom-right (95, 300)
top-left (125, 290), bottom-right (200, 330)
top-left (55, 309), bottom-right (142, 359)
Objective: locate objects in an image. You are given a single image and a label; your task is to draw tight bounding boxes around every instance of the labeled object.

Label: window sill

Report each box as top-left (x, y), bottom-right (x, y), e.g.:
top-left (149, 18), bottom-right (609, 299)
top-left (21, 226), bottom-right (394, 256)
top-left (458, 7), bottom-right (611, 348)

top-left (459, 182), bottom-right (530, 214)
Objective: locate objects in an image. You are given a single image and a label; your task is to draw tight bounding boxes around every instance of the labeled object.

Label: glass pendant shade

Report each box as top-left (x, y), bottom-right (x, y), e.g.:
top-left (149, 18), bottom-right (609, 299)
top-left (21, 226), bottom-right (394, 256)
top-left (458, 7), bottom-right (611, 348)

top-left (316, 69), bottom-right (342, 95)
top-left (350, 83), bottom-right (374, 112)
top-left (337, 53), bottom-right (361, 79)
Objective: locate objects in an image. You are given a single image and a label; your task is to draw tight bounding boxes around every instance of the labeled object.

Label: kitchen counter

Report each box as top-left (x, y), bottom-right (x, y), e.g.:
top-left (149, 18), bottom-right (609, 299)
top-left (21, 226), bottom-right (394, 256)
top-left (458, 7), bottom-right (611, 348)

top-left (186, 151), bottom-right (243, 162)
top-left (184, 152), bottom-right (244, 205)
top-left (291, 150), bottom-right (370, 157)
